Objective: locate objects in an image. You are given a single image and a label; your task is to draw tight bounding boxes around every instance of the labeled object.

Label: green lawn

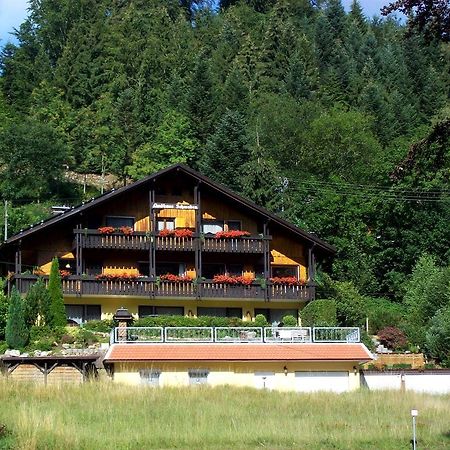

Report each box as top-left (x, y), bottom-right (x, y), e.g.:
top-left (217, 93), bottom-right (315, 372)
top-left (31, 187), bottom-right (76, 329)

top-left (0, 381), bottom-right (448, 449)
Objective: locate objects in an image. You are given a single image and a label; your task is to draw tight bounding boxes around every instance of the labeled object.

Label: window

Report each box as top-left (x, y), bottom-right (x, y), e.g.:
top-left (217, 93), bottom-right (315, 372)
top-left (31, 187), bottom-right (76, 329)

top-left (138, 306), bottom-right (184, 318)
top-left (58, 258), bottom-right (75, 274)
top-left (189, 369), bottom-right (209, 385)
top-left (227, 264), bottom-right (243, 276)
top-left (140, 369), bottom-right (161, 387)
top-left (156, 262), bottom-right (185, 276)
top-left (105, 216), bottom-right (135, 228)
top-left (271, 266), bottom-right (298, 278)
top-left (202, 220), bottom-right (224, 234)
top-left (202, 263), bottom-right (225, 279)
top-left (65, 304), bottom-right (101, 325)
top-left (157, 219), bottom-right (175, 231)
top-left (197, 307), bottom-right (242, 318)
top-left (227, 221), bottom-right (241, 231)
top-left (85, 261), bottom-right (102, 276)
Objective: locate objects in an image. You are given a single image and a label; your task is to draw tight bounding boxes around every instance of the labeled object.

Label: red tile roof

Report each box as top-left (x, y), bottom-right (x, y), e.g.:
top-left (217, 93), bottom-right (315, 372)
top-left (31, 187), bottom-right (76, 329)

top-left (104, 343), bottom-right (372, 362)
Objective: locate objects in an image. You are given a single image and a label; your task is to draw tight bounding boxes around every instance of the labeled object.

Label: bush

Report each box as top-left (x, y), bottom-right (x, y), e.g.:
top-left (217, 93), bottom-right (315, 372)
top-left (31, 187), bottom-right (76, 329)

top-left (29, 325), bottom-right (53, 342)
top-left (76, 329), bottom-right (98, 346)
top-left (48, 257), bottom-right (67, 328)
top-left (254, 314), bottom-right (269, 327)
top-left (32, 338), bottom-right (54, 351)
top-left (378, 326), bottom-right (408, 351)
top-left (133, 316), bottom-right (262, 329)
top-left (82, 319), bottom-right (114, 333)
top-left (365, 298), bottom-right (405, 334)
top-left (281, 315), bottom-right (297, 327)
top-left (6, 287), bottom-right (29, 349)
top-left (301, 300), bottom-right (337, 326)
top-left (0, 282), bottom-right (9, 341)
top-left (0, 341), bottom-right (8, 354)
top-left (425, 305), bottom-right (450, 365)
top-left (60, 334), bottom-right (76, 344)
top-left (360, 330), bottom-right (375, 352)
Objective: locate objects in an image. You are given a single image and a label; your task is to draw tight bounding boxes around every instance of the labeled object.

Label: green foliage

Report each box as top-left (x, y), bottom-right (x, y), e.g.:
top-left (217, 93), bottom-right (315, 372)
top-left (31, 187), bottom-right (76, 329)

top-left (301, 300), bottom-right (337, 327)
top-left (378, 327), bottom-right (408, 351)
top-left (425, 305), bottom-right (450, 366)
top-left (0, 280), bottom-right (8, 341)
top-left (0, 341), bottom-right (8, 354)
top-left (76, 329), bottom-right (98, 346)
top-left (82, 319), bottom-right (114, 333)
top-left (281, 315), bottom-right (297, 327)
top-left (48, 258), bottom-right (67, 328)
top-left (5, 288), bottom-right (29, 349)
top-left (24, 278), bottom-right (51, 327)
top-left (254, 314), bottom-right (269, 327)
top-left (365, 298), bottom-right (405, 334)
top-left (134, 315), bottom-right (262, 328)
top-left (360, 330), bottom-right (375, 352)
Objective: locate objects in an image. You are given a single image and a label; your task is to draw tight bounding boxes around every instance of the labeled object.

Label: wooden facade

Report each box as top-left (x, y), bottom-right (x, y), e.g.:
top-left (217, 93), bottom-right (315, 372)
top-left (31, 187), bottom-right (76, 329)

top-left (1, 165), bottom-right (334, 323)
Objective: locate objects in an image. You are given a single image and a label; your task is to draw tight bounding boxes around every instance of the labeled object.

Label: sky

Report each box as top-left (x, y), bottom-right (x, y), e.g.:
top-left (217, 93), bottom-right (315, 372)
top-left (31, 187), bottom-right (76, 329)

top-left (0, 1), bottom-right (393, 48)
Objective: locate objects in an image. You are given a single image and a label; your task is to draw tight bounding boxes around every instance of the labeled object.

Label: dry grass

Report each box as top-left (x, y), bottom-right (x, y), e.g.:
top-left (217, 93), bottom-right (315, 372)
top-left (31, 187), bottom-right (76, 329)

top-left (0, 381), bottom-right (448, 449)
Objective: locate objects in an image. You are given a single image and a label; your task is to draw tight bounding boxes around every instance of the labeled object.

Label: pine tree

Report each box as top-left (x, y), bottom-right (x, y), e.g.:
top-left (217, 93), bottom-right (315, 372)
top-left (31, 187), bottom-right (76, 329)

top-left (0, 279), bottom-right (9, 341)
top-left (48, 257), bottom-right (67, 328)
top-left (5, 287), bottom-right (29, 349)
top-left (25, 278), bottom-right (51, 327)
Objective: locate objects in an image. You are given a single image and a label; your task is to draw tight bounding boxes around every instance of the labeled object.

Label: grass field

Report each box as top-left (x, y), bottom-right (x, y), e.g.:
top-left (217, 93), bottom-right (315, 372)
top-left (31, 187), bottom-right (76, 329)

top-left (0, 381), bottom-right (448, 449)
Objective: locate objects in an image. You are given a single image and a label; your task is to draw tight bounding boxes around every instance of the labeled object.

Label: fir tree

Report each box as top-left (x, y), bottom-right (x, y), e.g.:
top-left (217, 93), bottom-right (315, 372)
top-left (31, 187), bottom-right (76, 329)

top-left (48, 257), bottom-right (67, 328)
top-left (0, 279), bottom-right (9, 341)
top-left (25, 278), bottom-right (51, 327)
top-left (5, 287), bottom-right (29, 349)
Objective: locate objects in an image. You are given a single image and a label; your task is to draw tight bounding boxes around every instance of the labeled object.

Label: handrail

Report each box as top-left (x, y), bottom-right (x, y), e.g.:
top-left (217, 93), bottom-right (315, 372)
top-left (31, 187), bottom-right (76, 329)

top-left (111, 326), bottom-right (361, 344)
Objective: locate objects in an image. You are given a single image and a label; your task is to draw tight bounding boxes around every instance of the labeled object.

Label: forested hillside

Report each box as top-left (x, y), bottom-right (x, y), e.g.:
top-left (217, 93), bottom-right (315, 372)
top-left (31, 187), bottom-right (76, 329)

top-left (0, 1), bottom-right (449, 357)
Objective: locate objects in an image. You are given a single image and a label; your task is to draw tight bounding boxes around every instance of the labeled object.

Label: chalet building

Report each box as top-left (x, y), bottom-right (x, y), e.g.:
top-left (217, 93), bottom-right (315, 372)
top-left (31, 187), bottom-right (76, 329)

top-left (0, 164), bottom-right (335, 324)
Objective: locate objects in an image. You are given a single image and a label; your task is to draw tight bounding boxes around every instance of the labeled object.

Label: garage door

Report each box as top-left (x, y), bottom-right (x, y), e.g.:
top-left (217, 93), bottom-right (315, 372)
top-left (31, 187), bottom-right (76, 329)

top-left (295, 371), bottom-right (349, 393)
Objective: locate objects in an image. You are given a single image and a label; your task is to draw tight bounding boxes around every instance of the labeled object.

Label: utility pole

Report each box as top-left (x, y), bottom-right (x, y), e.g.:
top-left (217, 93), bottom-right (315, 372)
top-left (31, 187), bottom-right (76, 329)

top-left (4, 200), bottom-right (8, 242)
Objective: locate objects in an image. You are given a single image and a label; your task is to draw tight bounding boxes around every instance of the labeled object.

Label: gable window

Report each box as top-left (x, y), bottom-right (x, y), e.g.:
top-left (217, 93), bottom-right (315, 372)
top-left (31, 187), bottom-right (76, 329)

top-left (157, 219), bottom-right (175, 231)
top-left (105, 216), bottom-right (135, 228)
top-left (140, 369), bottom-right (161, 387)
top-left (189, 369), bottom-right (209, 385)
top-left (271, 266), bottom-right (298, 279)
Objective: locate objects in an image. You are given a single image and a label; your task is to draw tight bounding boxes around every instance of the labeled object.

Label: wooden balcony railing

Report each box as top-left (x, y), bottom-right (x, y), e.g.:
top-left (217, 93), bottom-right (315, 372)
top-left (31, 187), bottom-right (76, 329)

top-left (74, 229), bottom-right (150, 250)
top-left (202, 235), bottom-right (266, 253)
top-left (73, 229), bottom-right (269, 253)
top-left (15, 275), bottom-right (314, 301)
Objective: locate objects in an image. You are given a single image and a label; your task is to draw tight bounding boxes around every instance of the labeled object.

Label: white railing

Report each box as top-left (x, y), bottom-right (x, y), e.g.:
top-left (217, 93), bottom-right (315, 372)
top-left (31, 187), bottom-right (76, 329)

top-left (164, 327), bottom-right (214, 343)
top-left (264, 327), bottom-right (312, 343)
top-left (214, 327), bottom-right (263, 343)
top-left (112, 326), bottom-right (361, 344)
top-left (313, 327), bottom-right (360, 343)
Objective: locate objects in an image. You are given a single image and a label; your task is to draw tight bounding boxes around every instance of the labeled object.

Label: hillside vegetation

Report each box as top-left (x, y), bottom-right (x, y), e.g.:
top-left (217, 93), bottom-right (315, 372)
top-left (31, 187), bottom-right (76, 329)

top-left (0, 1), bottom-right (449, 359)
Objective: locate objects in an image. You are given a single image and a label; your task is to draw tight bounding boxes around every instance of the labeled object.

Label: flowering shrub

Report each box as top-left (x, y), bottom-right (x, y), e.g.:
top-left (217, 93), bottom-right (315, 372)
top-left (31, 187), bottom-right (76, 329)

top-left (118, 226), bottom-right (134, 235)
top-left (95, 273), bottom-right (138, 282)
top-left (215, 230), bottom-right (251, 239)
top-left (159, 273), bottom-right (193, 283)
top-left (159, 228), bottom-right (193, 238)
top-left (59, 270), bottom-right (71, 278)
top-left (270, 277), bottom-right (305, 286)
top-left (378, 326), bottom-right (408, 350)
top-left (212, 274), bottom-right (255, 285)
top-left (98, 226), bottom-right (116, 234)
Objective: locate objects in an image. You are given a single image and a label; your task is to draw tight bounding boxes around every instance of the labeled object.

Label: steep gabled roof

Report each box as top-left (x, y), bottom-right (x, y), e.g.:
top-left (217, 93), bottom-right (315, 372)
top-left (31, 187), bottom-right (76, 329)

top-left (1, 164), bottom-right (335, 254)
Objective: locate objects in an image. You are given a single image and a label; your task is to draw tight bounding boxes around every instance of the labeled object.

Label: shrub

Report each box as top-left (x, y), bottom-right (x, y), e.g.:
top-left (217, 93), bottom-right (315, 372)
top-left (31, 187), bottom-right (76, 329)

top-left (25, 278), bottom-right (51, 327)
top-left (0, 284), bottom-right (8, 341)
top-left (133, 315), bottom-right (262, 329)
top-left (48, 258), bottom-right (67, 328)
top-left (281, 315), bottom-right (297, 327)
top-left (365, 297), bottom-right (405, 334)
top-left (32, 338), bottom-right (54, 351)
top-left (5, 287), bottom-right (29, 349)
top-left (425, 305), bottom-right (450, 365)
top-left (0, 341), bottom-right (8, 354)
top-left (360, 330), bottom-right (375, 351)
top-left (82, 319), bottom-right (114, 333)
top-left (254, 314), bottom-right (269, 327)
top-left (301, 300), bottom-right (337, 326)
top-left (60, 334), bottom-right (76, 344)
top-left (378, 326), bottom-right (408, 350)
top-left (76, 329), bottom-right (98, 346)
top-left (29, 325), bottom-right (52, 342)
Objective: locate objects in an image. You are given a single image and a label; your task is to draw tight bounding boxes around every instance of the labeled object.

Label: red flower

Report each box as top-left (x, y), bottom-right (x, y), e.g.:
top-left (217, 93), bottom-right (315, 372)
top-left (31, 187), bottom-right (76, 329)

top-left (98, 226), bottom-right (116, 234)
top-left (215, 230), bottom-right (251, 239)
top-left (159, 273), bottom-right (193, 283)
top-left (159, 229), bottom-right (174, 237)
top-left (95, 273), bottom-right (137, 282)
top-left (59, 270), bottom-right (71, 278)
top-left (270, 277), bottom-right (304, 286)
top-left (174, 229), bottom-right (193, 238)
top-left (119, 226), bottom-right (134, 235)
top-left (212, 274), bottom-right (254, 285)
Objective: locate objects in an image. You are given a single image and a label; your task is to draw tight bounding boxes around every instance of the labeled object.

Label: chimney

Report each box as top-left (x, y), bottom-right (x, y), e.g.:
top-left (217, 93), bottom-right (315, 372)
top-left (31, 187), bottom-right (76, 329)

top-left (113, 307), bottom-right (133, 342)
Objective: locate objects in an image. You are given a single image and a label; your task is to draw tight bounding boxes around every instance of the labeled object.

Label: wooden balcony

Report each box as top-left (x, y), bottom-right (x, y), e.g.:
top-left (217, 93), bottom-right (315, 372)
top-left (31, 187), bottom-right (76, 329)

top-left (155, 235), bottom-right (195, 251)
top-left (202, 235), bottom-right (266, 253)
top-left (74, 229), bottom-right (150, 250)
top-left (15, 275), bottom-right (314, 301)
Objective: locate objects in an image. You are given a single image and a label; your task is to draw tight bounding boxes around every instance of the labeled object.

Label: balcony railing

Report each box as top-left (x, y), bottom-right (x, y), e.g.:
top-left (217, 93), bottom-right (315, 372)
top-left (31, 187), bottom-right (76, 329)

top-left (73, 229), bottom-right (269, 253)
top-left (202, 235), bottom-right (266, 253)
top-left (74, 229), bottom-right (151, 250)
top-left (15, 275), bottom-right (313, 301)
top-left (113, 326), bottom-right (361, 344)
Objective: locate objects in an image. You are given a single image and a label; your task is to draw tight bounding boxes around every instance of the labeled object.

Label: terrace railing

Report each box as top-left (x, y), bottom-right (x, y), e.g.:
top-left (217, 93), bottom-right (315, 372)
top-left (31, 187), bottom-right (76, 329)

top-left (202, 235), bottom-right (266, 253)
top-left (112, 327), bottom-right (361, 344)
top-left (15, 274), bottom-right (316, 301)
top-left (74, 229), bottom-right (151, 250)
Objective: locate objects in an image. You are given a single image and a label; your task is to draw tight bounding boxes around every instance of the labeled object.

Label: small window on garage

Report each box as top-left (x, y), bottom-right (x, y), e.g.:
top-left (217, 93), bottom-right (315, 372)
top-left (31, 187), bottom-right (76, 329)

top-left (140, 369), bottom-right (161, 387)
top-left (189, 369), bottom-right (209, 385)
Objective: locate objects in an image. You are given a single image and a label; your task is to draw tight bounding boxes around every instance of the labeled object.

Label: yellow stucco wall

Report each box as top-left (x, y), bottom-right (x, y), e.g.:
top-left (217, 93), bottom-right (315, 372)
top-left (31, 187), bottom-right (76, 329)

top-left (112, 361), bottom-right (360, 391)
top-left (63, 296), bottom-right (305, 322)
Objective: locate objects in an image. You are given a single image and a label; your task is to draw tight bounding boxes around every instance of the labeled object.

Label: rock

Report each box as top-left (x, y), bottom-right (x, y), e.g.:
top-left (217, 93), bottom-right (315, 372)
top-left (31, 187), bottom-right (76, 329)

top-left (33, 350), bottom-right (42, 357)
top-left (40, 351), bottom-right (52, 357)
top-left (20, 353), bottom-right (29, 357)
top-left (6, 349), bottom-right (20, 357)
top-left (62, 344), bottom-right (71, 349)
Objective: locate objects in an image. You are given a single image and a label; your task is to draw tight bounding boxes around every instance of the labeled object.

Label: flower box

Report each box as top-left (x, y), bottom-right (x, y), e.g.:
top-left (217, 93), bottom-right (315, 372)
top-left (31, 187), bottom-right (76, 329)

top-left (95, 273), bottom-right (138, 282)
top-left (159, 273), bottom-right (193, 283)
top-left (214, 230), bottom-right (251, 239)
top-left (159, 228), bottom-right (194, 238)
top-left (97, 226), bottom-right (134, 235)
top-left (270, 277), bottom-right (305, 286)
top-left (212, 274), bottom-right (255, 285)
